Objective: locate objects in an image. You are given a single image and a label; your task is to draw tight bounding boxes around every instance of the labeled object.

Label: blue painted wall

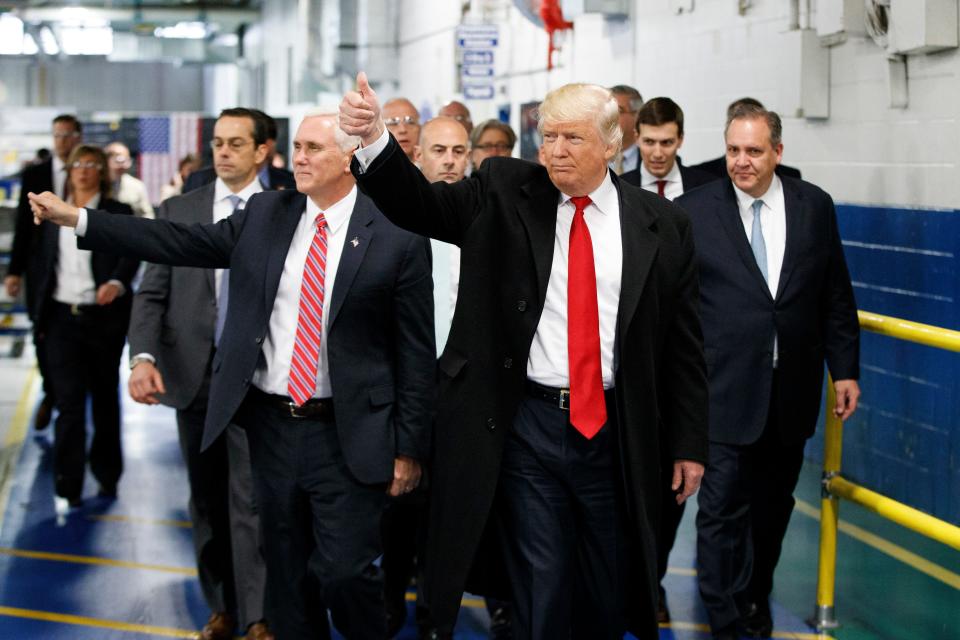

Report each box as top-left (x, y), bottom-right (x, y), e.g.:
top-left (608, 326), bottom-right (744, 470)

top-left (805, 204), bottom-right (960, 526)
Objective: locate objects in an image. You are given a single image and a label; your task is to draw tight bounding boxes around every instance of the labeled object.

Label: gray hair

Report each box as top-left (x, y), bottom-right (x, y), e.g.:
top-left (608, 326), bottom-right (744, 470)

top-left (469, 119), bottom-right (517, 149)
top-left (538, 83), bottom-right (622, 151)
top-left (609, 84), bottom-right (644, 112)
top-left (725, 103), bottom-right (782, 147)
top-left (302, 108), bottom-right (361, 153)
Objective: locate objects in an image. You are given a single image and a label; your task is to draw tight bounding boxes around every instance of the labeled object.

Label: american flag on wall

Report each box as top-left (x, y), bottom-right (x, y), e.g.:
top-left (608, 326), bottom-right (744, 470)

top-left (138, 114), bottom-right (200, 205)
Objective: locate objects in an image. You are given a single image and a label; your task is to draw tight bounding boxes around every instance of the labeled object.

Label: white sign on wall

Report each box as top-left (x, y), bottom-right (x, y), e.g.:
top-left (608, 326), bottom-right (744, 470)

top-left (457, 24), bottom-right (498, 101)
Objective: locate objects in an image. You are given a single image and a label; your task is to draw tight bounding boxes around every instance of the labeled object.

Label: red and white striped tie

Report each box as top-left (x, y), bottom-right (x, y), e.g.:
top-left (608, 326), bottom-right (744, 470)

top-left (288, 213), bottom-right (328, 406)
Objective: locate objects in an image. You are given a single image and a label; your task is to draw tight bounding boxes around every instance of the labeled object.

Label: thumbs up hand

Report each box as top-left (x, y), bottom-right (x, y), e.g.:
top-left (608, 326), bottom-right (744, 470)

top-left (340, 71), bottom-right (385, 147)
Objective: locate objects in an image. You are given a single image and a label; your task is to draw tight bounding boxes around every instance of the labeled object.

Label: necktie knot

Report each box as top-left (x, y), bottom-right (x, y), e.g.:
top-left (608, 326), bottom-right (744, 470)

top-left (570, 196), bottom-right (592, 216)
top-left (656, 180), bottom-right (667, 198)
top-left (752, 199), bottom-right (764, 216)
top-left (315, 213), bottom-right (327, 230)
top-left (226, 194), bottom-right (244, 211)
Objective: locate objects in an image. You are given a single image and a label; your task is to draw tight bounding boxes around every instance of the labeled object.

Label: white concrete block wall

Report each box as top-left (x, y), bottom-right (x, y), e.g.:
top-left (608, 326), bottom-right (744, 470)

top-left (391, 0), bottom-right (960, 211)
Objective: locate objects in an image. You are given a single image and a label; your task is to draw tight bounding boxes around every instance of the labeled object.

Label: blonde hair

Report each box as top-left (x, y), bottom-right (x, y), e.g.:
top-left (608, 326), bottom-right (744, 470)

top-left (302, 108), bottom-right (361, 153)
top-left (537, 83), bottom-right (622, 151)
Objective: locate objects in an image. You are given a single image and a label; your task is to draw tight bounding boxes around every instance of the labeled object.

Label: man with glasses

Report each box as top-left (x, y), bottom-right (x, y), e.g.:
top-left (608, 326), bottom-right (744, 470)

top-left (438, 100), bottom-right (474, 134)
top-left (5, 114), bottom-right (82, 432)
top-left (126, 108), bottom-right (276, 640)
top-left (469, 120), bottom-right (516, 173)
top-left (382, 97), bottom-right (421, 161)
top-left (105, 141), bottom-right (154, 218)
top-left (608, 84), bottom-right (643, 174)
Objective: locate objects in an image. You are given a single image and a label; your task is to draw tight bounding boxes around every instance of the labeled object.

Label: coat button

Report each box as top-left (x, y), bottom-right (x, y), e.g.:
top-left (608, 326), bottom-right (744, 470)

top-left (242, 377), bottom-right (249, 385)
top-left (486, 417), bottom-right (496, 431)
top-left (517, 300), bottom-right (527, 311)
top-left (503, 357), bottom-right (512, 369)
top-left (255, 336), bottom-right (264, 344)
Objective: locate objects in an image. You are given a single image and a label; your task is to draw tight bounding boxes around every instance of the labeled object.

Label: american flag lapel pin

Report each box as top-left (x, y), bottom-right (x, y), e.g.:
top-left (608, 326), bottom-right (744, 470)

top-left (351, 237), bottom-right (360, 248)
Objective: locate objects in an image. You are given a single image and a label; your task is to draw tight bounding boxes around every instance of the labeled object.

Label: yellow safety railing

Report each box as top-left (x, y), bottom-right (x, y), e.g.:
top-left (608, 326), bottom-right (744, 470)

top-left (812, 311), bottom-right (960, 629)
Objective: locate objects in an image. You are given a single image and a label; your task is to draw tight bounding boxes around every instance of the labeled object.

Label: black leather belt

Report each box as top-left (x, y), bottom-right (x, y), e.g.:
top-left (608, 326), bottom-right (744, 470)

top-left (249, 387), bottom-right (334, 420)
top-left (525, 380), bottom-right (571, 411)
top-left (54, 301), bottom-right (100, 316)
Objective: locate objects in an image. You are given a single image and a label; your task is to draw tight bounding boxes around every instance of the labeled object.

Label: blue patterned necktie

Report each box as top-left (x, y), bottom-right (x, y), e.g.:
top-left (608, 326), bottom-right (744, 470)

top-left (750, 199), bottom-right (767, 283)
top-left (214, 194), bottom-right (243, 346)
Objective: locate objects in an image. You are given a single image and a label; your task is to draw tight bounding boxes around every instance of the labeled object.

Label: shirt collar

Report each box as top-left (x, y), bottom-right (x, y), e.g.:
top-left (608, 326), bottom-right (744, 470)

top-left (732, 174), bottom-right (782, 211)
top-left (305, 184), bottom-right (357, 235)
top-left (214, 176), bottom-right (263, 207)
top-left (639, 160), bottom-right (681, 187)
top-left (53, 155), bottom-right (65, 174)
top-left (558, 169), bottom-right (618, 217)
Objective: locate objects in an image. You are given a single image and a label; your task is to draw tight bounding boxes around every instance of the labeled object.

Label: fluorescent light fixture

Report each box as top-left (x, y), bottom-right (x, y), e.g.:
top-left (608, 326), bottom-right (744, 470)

top-left (60, 26), bottom-right (113, 55)
top-left (40, 25), bottom-right (60, 55)
top-left (58, 7), bottom-right (108, 27)
top-left (0, 14), bottom-right (25, 54)
top-left (23, 33), bottom-right (39, 55)
top-left (154, 21), bottom-right (208, 39)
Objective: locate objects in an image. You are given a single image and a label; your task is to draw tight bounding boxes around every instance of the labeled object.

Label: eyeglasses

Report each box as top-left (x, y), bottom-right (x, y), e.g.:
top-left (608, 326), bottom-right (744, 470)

top-left (109, 154), bottom-right (132, 167)
top-left (70, 161), bottom-right (102, 170)
top-left (210, 139), bottom-right (253, 151)
top-left (474, 143), bottom-right (513, 152)
top-left (448, 115), bottom-right (471, 124)
top-left (384, 116), bottom-right (420, 127)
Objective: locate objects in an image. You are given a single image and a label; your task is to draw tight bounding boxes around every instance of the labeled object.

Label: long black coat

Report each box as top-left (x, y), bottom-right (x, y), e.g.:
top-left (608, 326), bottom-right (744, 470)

top-left (353, 135), bottom-right (708, 638)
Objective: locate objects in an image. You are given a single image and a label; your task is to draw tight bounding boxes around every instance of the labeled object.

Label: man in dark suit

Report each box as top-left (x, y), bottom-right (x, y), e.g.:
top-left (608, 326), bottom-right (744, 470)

top-left (184, 110), bottom-right (296, 194)
top-left (342, 74), bottom-right (708, 640)
top-left (126, 108), bottom-right (275, 640)
top-left (690, 98), bottom-right (802, 180)
top-left (675, 104), bottom-right (859, 640)
top-left (29, 111), bottom-right (436, 640)
top-left (621, 96), bottom-right (716, 201)
top-left (4, 114), bottom-right (83, 430)
top-left (620, 95), bottom-right (716, 623)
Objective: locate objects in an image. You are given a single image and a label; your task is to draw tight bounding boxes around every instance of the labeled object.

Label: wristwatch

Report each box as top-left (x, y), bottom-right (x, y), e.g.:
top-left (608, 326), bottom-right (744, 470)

top-left (129, 355), bottom-right (155, 370)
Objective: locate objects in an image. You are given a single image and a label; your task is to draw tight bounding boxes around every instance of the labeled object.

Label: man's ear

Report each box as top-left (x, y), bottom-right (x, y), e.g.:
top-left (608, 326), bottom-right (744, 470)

top-left (413, 145), bottom-right (423, 164)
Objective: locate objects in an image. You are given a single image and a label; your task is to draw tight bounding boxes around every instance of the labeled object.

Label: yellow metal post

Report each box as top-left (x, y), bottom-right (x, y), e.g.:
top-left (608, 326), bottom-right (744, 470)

top-left (811, 375), bottom-right (842, 630)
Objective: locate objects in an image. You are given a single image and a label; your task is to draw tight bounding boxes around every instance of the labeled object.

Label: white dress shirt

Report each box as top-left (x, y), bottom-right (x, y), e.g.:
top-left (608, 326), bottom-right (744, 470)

top-left (734, 175), bottom-right (786, 366)
top-left (213, 177), bottom-right (262, 300)
top-left (609, 145), bottom-right (639, 174)
top-left (356, 128), bottom-right (624, 389)
top-left (52, 156), bottom-right (67, 199)
top-left (55, 193), bottom-right (100, 305)
top-left (638, 161), bottom-right (684, 201)
top-left (251, 185), bottom-right (357, 398)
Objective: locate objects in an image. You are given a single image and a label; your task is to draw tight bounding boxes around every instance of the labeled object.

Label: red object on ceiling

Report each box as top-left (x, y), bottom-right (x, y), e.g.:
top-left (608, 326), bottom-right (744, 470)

top-left (539, 0), bottom-right (574, 70)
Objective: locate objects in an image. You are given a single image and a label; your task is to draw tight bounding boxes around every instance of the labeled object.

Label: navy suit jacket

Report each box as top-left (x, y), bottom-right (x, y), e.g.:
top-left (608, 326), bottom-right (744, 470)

top-left (79, 188), bottom-right (436, 484)
top-left (675, 178), bottom-right (859, 446)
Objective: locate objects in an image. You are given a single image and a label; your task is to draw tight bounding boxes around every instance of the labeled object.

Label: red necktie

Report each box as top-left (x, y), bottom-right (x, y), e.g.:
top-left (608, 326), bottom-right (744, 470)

top-left (656, 180), bottom-right (666, 197)
top-left (567, 195), bottom-right (607, 439)
top-left (288, 213), bottom-right (328, 406)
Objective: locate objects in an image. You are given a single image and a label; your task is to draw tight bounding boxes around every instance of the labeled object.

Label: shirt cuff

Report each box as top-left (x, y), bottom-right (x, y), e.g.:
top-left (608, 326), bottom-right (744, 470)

top-left (75, 208), bottom-right (88, 236)
top-left (353, 128), bottom-right (390, 172)
top-left (107, 279), bottom-right (126, 296)
top-left (131, 353), bottom-right (156, 365)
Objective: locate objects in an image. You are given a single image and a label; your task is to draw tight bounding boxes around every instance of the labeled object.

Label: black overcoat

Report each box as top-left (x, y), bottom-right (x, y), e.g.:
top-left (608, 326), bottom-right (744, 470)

top-left (353, 136), bottom-right (709, 638)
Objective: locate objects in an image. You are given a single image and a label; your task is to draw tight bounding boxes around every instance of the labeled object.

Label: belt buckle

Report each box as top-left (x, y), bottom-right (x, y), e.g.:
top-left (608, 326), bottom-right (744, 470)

top-left (558, 388), bottom-right (570, 411)
top-left (287, 401), bottom-right (305, 418)
top-left (70, 304), bottom-right (82, 316)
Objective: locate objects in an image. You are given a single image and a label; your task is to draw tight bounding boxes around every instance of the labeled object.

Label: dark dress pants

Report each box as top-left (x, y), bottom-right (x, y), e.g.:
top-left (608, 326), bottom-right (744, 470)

top-left (497, 389), bottom-right (626, 640)
top-left (241, 392), bottom-right (384, 640)
top-left (175, 369), bottom-right (235, 617)
top-left (45, 302), bottom-right (126, 500)
top-left (696, 374), bottom-right (806, 630)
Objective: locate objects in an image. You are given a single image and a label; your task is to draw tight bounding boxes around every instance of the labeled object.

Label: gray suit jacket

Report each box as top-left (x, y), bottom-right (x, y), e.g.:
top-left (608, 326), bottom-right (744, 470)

top-left (128, 182), bottom-right (218, 409)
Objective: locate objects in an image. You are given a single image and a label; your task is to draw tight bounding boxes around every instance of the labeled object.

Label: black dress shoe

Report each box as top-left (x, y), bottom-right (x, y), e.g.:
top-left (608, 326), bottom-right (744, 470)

top-left (97, 483), bottom-right (117, 499)
top-left (34, 396), bottom-right (53, 431)
top-left (657, 594), bottom-right (671, 624)
top-left (741, 601), bottom-right (773, 638)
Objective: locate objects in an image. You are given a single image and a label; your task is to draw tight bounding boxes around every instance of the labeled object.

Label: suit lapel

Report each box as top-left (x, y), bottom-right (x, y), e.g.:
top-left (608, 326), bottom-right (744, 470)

top-left (263, 193), bottom-right (307, 317)
top-left (327, 195), bottom-right (374, 329)
top-left (516, 176), bottom-right (560, 309)
top-left (198, 184), bottom-right (218, 296)
top-left (775, 178), bottom-right (804, 302)
top-left (615, 177), bottom-right (660, 341)
top-left (713, 181), bottom-right (772, 299)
